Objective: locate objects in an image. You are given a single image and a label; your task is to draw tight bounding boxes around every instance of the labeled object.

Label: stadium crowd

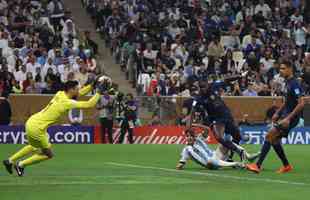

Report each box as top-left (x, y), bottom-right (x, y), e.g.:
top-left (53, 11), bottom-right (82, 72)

top-left (0, 0), bottom-right (101, 97)
top-left (85, 0), bottom-right (310, 97)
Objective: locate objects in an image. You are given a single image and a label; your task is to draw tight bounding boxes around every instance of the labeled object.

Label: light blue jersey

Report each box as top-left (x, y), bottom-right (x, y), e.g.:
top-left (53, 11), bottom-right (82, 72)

top-left (180, 136), bottom-right (219, 167)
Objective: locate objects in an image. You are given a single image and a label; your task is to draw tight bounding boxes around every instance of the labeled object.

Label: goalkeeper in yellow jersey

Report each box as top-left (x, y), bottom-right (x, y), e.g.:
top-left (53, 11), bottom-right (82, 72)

top-left (3, 78), bottom-right (104, 176)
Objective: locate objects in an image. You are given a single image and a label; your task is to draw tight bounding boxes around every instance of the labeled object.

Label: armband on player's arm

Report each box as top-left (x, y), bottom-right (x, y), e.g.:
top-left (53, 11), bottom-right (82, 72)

top-left (72, 93), bottom-right (101, 109)
top-left (79, 85), bottom-right (93, 97)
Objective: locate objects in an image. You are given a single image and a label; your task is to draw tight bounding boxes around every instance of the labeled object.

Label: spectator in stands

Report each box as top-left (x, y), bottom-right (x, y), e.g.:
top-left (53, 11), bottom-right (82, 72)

top-left (76, 66), bottom-right (88, 87)
top-left (22, 72), bottom-right (34, 93)
top-left (255, 0), bottom-right (271, 18)
top-left (258, 84), bottom-right (272, 96)
top-left (84, 49), bottom-right (97, 72)
top-left (83, 31), bottom-right (98, 55)
top-left (232, 81), bottom-right (242, 96)
top-left (61, 19), bottom-right (76, 46)
top-left (221, 49), bottom-right (236, 74)
top-left (149, 113), bottom-right (162, 126)
top-left (48, 0), bottom-right (65, 32)
top-left (242, 83), bottom-right (258, 96)
top-left (0, 88), bottom-right (11, 125)
top-left (34, 74), bottom-right (46, 94)
top-left (207, 35), bottom-right (225, 60)
top-left (0, 0), bottom-right (100, 97)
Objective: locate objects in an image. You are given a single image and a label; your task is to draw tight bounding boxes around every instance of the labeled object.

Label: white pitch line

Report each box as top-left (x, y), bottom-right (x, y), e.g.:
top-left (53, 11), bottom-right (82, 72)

top-left (0, 180), bottom-right (207, 186)
top-left (106, 162), bottom-right (309, 186)
top-left (0, 175), bottom-right (157, 178)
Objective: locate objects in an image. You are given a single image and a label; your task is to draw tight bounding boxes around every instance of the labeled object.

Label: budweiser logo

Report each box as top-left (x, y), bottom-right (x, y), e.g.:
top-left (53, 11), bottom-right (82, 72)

top-left (134, 129), bottom-right (187, 144)
top-left (97, 125), bottom-right (216, 144)
top-left (111, 128), bottom-right (187, 144)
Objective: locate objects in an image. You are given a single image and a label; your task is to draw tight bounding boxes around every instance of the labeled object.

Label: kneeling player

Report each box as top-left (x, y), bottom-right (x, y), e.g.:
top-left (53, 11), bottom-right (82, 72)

top-left (176, 128), bottom-right (251, 170)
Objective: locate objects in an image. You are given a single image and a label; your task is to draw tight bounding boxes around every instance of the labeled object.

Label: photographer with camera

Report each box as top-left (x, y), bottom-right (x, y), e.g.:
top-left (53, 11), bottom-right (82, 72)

top-left (97, 89), bottom-right (114, 144)
top-left (118, 93), bottom-right (137, 144)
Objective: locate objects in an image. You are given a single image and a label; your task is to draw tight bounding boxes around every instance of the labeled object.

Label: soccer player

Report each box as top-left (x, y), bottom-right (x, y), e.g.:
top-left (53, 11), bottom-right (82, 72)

top-left (191, 81), bottom-right (250, 162)
top-left (246, 60), bottom-right (305, 174)
top-left (176, 128), bottom-right (246, 170)
top-left (3, 80), bottom-right (103, 176)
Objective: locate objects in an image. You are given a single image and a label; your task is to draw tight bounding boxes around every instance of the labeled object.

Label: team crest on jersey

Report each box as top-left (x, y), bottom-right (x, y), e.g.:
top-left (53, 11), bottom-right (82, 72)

top-left (294, 88), bottom-right (300, 95)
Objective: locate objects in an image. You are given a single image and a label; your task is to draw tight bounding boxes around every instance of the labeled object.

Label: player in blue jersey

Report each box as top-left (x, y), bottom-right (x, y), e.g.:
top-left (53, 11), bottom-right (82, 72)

top-left (246, 60), bottom-right (305, 174)
top-left (190, 81), bottom-right (252, 162)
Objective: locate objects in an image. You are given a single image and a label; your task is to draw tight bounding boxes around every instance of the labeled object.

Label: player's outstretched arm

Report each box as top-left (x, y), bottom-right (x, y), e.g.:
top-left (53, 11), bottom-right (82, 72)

top-left (79, 85), bottom-right (93, 97)
top-left (79, 74), bottom-right (108, 97)
top-left (71, 93), bottom-right (101, 109)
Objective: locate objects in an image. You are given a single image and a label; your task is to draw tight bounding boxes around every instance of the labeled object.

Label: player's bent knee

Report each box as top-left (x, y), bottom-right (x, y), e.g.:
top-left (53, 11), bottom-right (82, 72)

top-left (47, 152), bottom-right (54, 159)
top-left (266, 132), bottom-right (281, 145)
top-left (42, 148), bottom-right (54, 159)
top-left (266, 128), bottom-right (277, 143)
top-left (47, 151), bottom-right (54, 159)
top-left (266, 133), bottom-right (273, 142)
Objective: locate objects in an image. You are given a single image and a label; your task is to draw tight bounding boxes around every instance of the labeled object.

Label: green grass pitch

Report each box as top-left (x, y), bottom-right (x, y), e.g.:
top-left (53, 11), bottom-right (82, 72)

top-left (0, 144), bottom-right (309, 200)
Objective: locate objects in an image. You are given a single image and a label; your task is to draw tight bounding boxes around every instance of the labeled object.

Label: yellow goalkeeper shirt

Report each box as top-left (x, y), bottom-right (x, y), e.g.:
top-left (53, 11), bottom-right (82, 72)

top-left (27, 85), bottom-right (100, 131)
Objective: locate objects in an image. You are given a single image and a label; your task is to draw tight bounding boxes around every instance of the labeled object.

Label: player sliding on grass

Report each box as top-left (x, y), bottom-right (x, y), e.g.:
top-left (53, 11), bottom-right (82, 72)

top-left (246, 60), bottom-right (305, 174)
top-left (176, 127), bottom-right (259, 170)
top-left (3, 78), bottom-right (105, 176)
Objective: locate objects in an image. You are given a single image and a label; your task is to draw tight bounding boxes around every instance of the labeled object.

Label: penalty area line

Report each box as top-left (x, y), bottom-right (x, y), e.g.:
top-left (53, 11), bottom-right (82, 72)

top-left (105, 162), bottom-right (309, 186)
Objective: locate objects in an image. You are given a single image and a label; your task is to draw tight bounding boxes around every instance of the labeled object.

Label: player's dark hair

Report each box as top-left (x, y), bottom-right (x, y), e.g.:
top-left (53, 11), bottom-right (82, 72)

top-left (185, 128), bottom-right (195, 137)
top-left (64, 80), bottom-right (79, 92)
top-left (281, 59), bottom-right (293, 68)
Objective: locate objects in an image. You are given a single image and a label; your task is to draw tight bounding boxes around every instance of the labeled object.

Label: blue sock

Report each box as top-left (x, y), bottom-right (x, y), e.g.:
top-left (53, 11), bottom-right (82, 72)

top-left (257, 141), bottom-right (271, 168)
top-left (272, 143), bottom-right (289, 166)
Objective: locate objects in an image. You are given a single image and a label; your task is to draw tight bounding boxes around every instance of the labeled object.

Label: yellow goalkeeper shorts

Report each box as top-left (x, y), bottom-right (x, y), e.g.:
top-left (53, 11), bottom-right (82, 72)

top-left (25, 121), bottom-right (51, 149)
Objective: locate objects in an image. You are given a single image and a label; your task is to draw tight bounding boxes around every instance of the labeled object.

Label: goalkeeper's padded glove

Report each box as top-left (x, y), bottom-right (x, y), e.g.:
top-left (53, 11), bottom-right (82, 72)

top-left (95, 82), bottom-right (108, 94)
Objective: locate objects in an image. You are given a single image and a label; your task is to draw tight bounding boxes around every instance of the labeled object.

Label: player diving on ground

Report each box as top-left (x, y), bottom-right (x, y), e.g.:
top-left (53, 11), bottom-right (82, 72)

top-left (3, 76), bottom-right (107, 176)
top-left (176, 126), bottom-right (260, 170)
